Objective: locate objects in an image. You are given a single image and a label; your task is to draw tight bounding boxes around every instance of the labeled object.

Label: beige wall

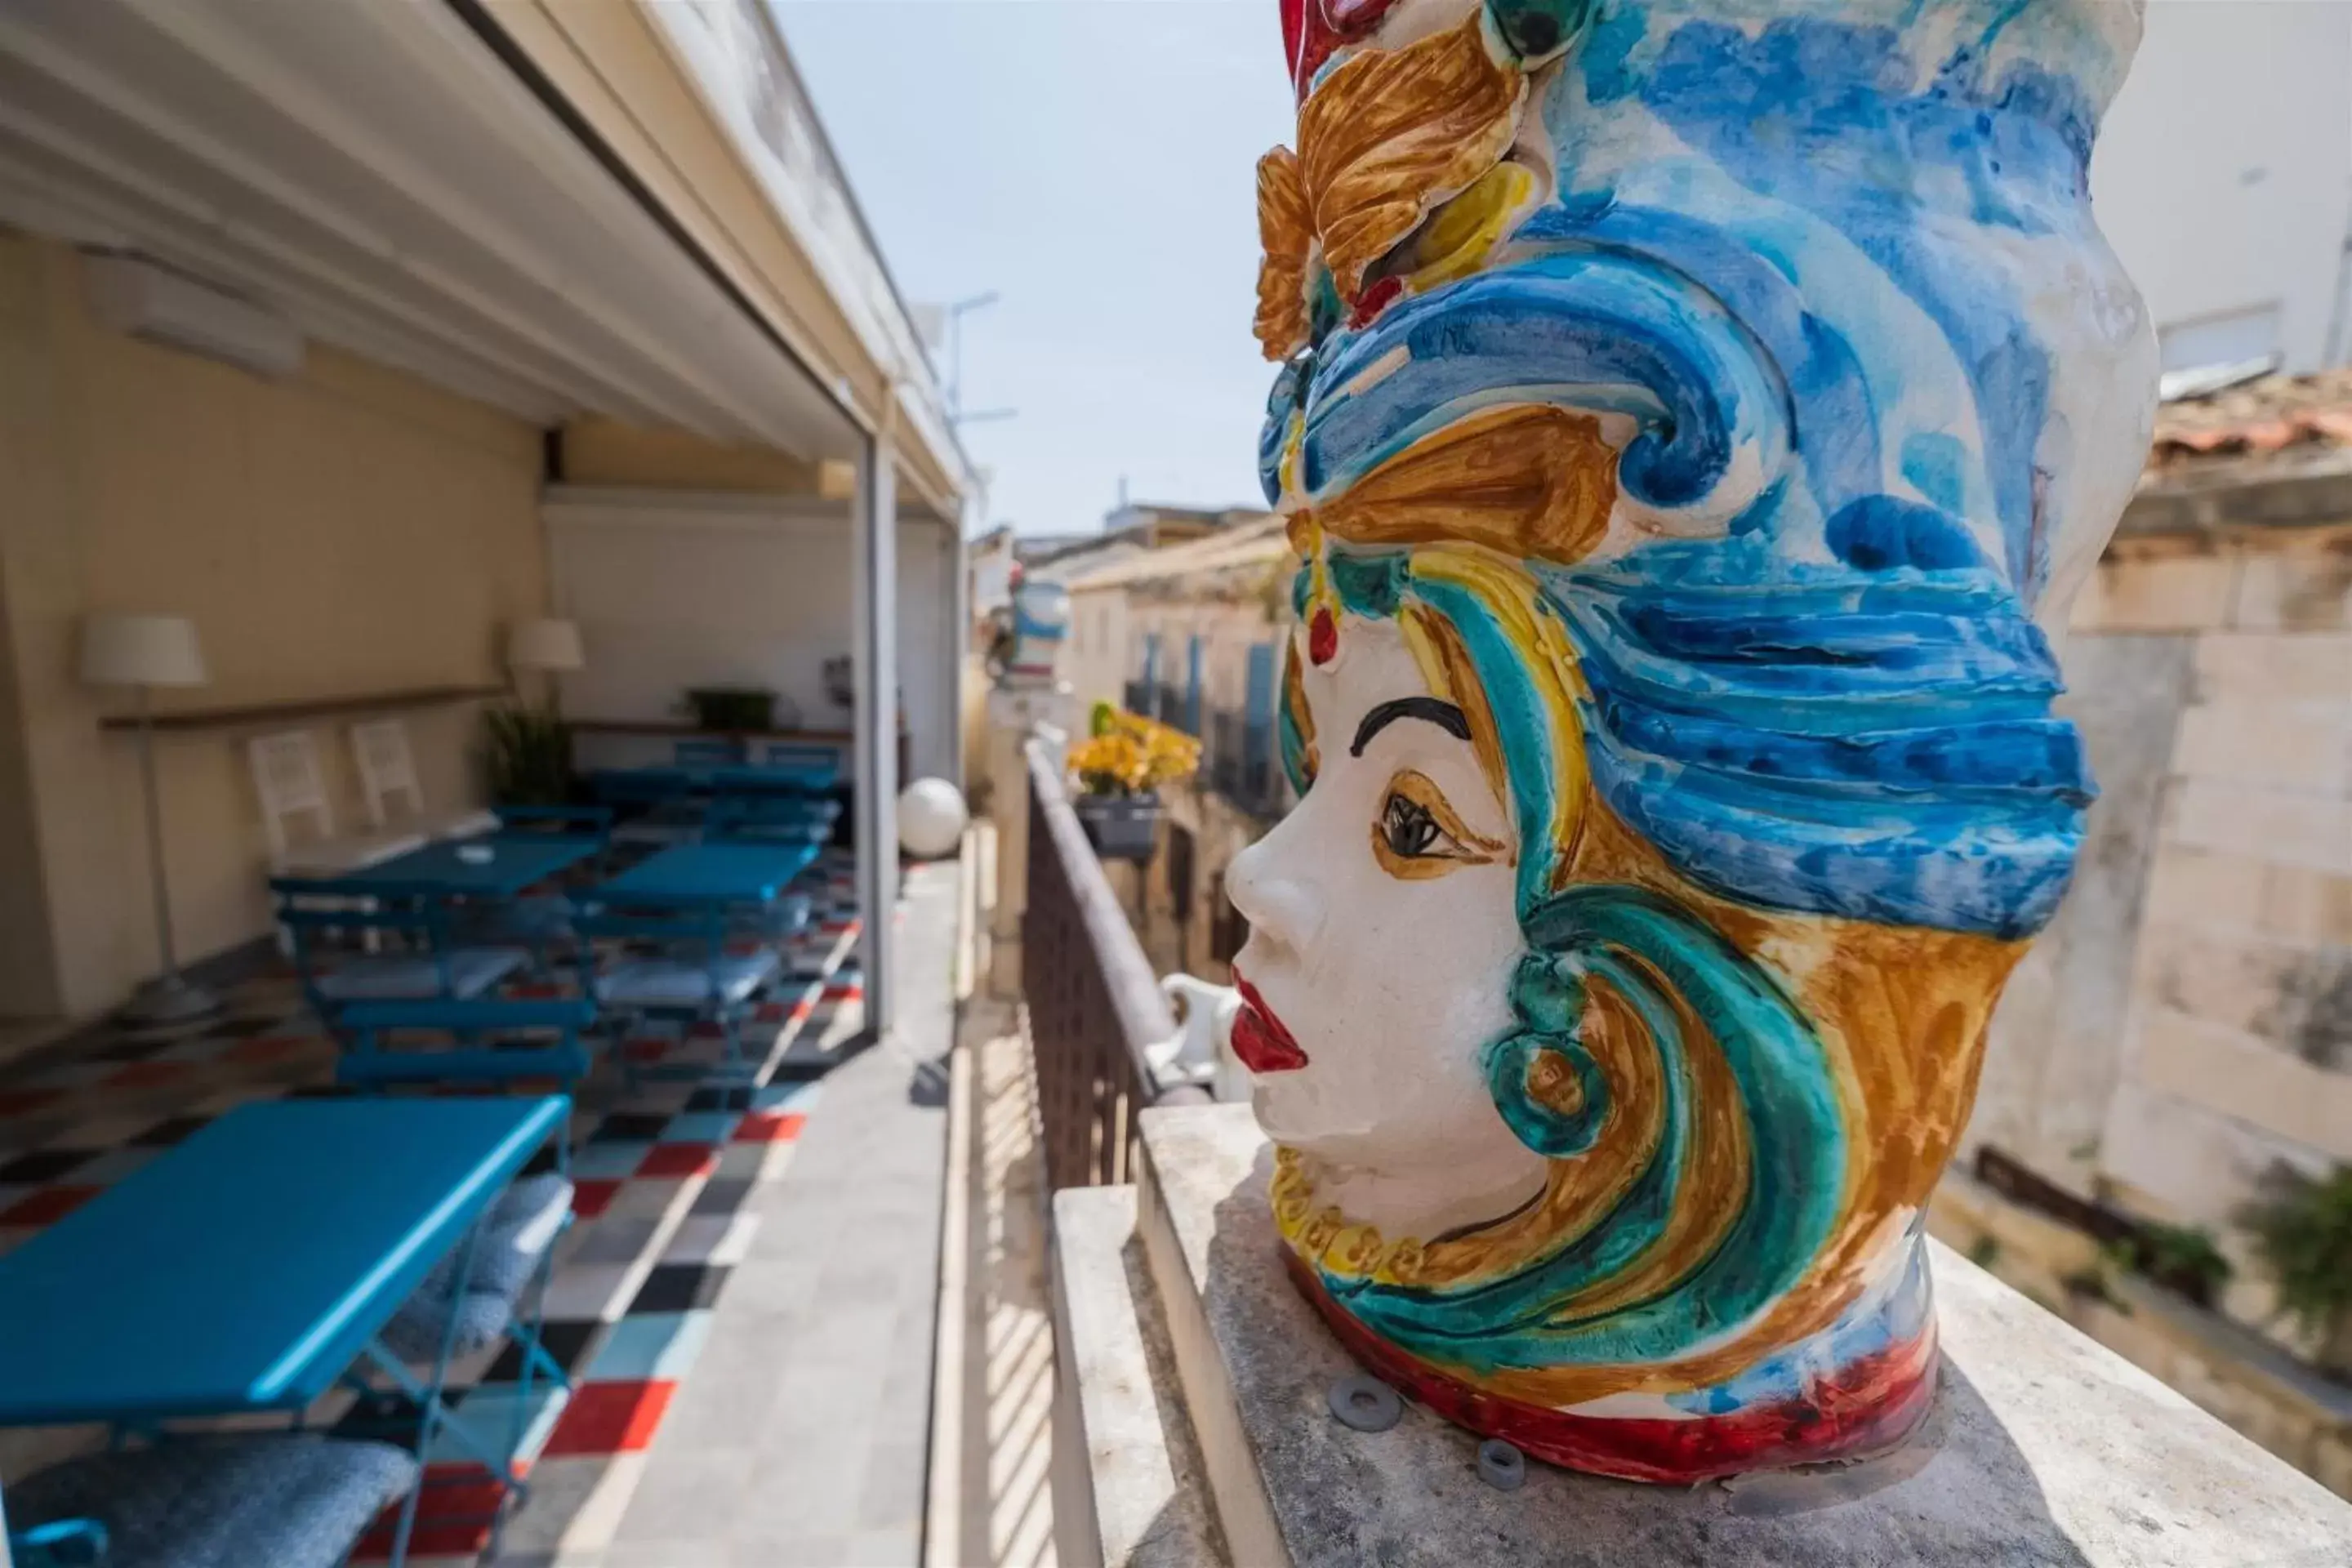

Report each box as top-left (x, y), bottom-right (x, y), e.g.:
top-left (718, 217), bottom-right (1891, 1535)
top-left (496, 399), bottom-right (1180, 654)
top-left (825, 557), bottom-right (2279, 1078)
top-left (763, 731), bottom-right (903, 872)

top-left (1967, 510), bottom-right (2352, 1356)
top-left (560, 416), bottom-right (821, 493)
top-left (0, 233), bottom-right (547, 1022)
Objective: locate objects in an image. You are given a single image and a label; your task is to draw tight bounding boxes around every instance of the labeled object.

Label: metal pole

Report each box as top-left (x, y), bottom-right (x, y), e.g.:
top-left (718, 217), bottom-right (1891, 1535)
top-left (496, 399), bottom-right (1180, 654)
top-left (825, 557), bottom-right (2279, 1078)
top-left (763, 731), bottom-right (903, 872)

top-left (853, 430), bottom-right (901, 1038)
top-left (136, 684), bottom-right (177, 977)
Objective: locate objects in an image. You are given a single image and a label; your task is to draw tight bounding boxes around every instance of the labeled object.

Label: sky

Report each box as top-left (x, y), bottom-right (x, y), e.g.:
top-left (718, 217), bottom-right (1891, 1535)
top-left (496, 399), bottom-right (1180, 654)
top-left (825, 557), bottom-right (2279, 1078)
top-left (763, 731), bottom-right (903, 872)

top-left (773, 1), bottom-right (1296, 537)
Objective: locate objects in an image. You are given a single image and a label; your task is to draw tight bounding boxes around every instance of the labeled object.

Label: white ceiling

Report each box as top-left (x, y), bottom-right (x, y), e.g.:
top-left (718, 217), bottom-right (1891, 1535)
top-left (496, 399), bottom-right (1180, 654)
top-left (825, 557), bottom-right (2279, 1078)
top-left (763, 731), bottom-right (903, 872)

top-left (0, 0), bottom-right (860, 458)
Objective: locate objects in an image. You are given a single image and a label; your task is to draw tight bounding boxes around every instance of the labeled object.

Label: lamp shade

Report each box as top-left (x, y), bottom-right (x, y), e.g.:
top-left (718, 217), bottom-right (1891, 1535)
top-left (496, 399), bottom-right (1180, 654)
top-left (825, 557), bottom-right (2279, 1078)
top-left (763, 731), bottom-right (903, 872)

top-left (506, 618), bottom-right (585, 673)
top-left (78, 614), bottom-right (207, 688)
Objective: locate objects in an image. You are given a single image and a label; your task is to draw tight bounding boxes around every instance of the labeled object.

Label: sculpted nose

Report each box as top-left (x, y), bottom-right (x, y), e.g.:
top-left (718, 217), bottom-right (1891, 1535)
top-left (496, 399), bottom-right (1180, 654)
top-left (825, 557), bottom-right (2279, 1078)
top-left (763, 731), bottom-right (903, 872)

top-left (1226, 825), bottom-right (1324, 958)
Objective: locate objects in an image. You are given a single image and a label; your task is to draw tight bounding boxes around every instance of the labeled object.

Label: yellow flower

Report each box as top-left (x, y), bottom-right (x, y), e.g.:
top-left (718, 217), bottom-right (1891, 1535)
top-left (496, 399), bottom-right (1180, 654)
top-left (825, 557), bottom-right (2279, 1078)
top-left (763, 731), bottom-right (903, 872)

top-left (1068, 709), bottom-right (1201, 795)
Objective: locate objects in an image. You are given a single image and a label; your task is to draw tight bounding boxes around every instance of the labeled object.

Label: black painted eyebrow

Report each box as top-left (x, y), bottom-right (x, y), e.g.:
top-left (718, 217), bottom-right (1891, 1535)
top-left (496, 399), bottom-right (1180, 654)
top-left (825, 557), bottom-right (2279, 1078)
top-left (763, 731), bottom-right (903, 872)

top-left (1351, 697), bottom-right (1470, 757)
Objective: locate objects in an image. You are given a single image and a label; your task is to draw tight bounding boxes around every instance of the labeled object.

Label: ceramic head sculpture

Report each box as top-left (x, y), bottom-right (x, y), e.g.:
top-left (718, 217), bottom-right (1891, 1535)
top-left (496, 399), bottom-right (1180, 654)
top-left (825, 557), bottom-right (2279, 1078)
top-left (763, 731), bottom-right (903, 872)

top-left (1225, 0), bottom-right (2154, 1482)
top-left (1003, 572), bottom-right (1071, 689)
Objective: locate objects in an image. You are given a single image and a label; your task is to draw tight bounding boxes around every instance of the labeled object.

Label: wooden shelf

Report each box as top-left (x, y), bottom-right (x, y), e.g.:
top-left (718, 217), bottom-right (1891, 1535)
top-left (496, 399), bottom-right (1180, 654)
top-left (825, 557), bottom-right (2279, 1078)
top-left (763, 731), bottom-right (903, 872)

top-left (99, 684), bottom-right (506, 734)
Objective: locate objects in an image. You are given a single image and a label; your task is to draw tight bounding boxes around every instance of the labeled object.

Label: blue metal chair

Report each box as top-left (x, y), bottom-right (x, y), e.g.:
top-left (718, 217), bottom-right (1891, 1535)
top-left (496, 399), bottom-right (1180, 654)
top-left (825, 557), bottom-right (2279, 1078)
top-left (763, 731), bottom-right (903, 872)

top-left (674, 738), bottom-right (742, 767)
top-left (333, 998), bottom-right (599, 1089)
top-left (573, 905), bottom-right (781, 1063)
top-left (6, 1437), bottom-right (418, 1568)
top-left (706, 793), bottom-right (836, 846)
top-left (758, 742), bottom-right (836, 769)
top-left (269, 884), bottom-right (528, 1018)
top-left (469, 806), bottom-right (616, 963)
top-left (10, 1518), bottom-right (107, 1567)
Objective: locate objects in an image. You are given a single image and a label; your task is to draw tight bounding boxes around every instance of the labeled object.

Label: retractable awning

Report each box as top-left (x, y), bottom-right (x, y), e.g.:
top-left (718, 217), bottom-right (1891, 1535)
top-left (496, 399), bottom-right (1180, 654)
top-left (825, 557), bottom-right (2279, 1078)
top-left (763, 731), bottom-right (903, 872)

top-left (0, 0), bottom-right (880, 472)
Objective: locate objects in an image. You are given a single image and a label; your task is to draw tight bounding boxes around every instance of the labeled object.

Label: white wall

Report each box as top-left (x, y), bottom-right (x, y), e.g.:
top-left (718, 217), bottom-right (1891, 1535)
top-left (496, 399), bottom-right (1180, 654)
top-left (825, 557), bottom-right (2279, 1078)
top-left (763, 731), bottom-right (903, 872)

top-left (2093, 0), bottom-right (2352, 372)
top-left (896, 516), bottom-right (958, 782)
top-left (545, 488), bottom-right (956, 780)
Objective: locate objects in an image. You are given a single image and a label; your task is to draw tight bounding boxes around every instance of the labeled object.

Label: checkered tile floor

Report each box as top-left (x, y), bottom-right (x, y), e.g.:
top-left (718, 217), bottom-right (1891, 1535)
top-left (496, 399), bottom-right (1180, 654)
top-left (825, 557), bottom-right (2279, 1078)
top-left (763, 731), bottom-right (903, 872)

top-left (0, 849), bottom-right (875, 1566)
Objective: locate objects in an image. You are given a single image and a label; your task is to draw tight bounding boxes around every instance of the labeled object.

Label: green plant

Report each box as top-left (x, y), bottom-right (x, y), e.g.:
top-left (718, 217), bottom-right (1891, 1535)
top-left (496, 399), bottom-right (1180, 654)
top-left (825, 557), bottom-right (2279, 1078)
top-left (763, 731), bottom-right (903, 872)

top-left (483, 704), bottom-right (572, 807)
top-left (2125, 1222), bottom-right (2234, 1303)
top-left (1967, 1235), bottom-right (2003, 1271)
top-left (2238, 1163), bottom-right (2352, 1355)
top-left (678, 687), bottom-right (776, 732)
top-left (1089, 699), bottom-right (1117, 737)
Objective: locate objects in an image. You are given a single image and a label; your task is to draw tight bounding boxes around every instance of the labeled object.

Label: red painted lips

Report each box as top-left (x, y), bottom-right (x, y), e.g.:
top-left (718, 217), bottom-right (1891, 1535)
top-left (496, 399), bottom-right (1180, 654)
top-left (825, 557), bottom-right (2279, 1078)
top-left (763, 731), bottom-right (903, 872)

top-left (1231, 973), bottom-right (1309, 1074)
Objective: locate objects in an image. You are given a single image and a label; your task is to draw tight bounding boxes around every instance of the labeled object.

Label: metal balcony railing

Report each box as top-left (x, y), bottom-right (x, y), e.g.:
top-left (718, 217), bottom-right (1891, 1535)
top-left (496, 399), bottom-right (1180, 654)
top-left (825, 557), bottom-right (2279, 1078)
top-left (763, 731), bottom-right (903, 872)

top-left (1022, 739), bottom-right (1209, 1188)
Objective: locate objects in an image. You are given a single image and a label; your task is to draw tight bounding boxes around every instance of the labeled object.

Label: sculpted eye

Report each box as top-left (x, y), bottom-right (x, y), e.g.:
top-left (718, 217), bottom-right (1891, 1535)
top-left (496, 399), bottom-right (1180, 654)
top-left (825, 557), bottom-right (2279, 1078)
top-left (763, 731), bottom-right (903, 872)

top-left (1380, 793), bottom-right (1450, 858)
top-left (1370, 769), bottom-right (1504, 880)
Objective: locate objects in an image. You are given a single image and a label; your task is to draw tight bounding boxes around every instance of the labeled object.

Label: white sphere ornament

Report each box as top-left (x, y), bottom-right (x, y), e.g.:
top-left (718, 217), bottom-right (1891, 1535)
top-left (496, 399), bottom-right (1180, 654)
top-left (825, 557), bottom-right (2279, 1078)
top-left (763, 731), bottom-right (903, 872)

top-left (898, 777), bottom-right (969, 860)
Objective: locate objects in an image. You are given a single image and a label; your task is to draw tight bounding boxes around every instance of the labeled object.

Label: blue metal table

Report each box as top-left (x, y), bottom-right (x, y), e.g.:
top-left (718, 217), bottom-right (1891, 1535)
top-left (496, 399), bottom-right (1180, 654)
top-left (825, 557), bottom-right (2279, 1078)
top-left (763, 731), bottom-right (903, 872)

top-left (338, 835), bottom-right (597, 901)
top-left (0, 1096), bottom-right (568, 1565)
top-left (590, 841), bottom-right (819, 906)
top-left (0, 1096), bottom-right (566, 1424)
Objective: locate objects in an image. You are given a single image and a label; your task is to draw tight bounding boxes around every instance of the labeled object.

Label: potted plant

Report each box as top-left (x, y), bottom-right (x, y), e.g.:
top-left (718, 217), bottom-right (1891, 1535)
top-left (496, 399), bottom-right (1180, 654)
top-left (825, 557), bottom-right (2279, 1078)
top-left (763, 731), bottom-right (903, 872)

top-left (482, 704), bottom-right (573, 807)
top-left (1067, 704), bottom-right (1200, 862)
top-left (679, 686), bottom-right (781, 733)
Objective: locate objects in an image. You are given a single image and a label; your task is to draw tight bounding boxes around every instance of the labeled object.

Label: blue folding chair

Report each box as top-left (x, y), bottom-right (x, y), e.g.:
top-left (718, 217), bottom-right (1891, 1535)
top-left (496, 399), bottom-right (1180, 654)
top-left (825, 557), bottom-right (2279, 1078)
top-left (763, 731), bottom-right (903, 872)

top-left (573, 905), bottom-right (781, 1064)
top-left (706, 792), bottom-right (835, 846)
top-left (7, 1438), bottom-right (416, 1568)
top-left (467, 806), bottom-right (616, 964)
top-left (675, 738), bottom-right (742, 767)
top-left (270, 883), bottom-right (528, 1019)
top-left (334, 998), bottom-right (599, 1089)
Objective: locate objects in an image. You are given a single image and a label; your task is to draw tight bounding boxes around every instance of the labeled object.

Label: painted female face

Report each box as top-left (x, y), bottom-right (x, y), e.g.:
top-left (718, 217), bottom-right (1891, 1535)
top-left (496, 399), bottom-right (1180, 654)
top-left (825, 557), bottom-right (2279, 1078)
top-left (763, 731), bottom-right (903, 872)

top-left (1225, 617), bottom-right (1544, 1237)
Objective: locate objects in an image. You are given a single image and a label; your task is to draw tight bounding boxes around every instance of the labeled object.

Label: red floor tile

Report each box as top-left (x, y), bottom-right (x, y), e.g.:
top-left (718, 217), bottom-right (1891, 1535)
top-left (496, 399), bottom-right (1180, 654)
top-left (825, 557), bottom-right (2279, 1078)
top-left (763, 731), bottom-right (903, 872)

top-left (571, 1180), bottom-right (621, 1220)
top-left (0, 1089), bottom-right (62, 1117)
top-left (622, 1039), bottom-right (669, 1062)
top-left (223, 1035), bottom-right (312, 1065)
top-left (539, 1379), bottom-right (675, 1457)
top-left (635, 1143), bottom-right (719, 1178)
top-left (0, 1186), bottom-right (99, 1227)
top-left (733, 1111), bottom-right (804, 1144)
top-left (351, 1462), bottom-right (514, 1560)
top-left (103, 1059), bottom-right (194, 1089)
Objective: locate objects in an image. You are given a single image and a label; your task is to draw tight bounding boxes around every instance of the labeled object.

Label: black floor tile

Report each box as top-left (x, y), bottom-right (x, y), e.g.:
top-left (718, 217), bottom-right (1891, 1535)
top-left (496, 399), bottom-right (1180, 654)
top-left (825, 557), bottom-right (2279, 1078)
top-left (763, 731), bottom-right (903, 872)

top-left (331, 1388), bottom-right (430, 1440)
top-left (684, 1086), bottom-right (755, 1113)
top-left (587, 1111), bottom-right (671, 1144)
top-left (626, 1263), bottom-right (731, 1315)
top-left (89, 1037), bottom-right (173, 1063)
top-left (0, 1148), bottom-right (94, 1183)
top-left (479, 1318), bottom-right (604, 1385)
top-left (130, 1115), bottom-right (212, 1147)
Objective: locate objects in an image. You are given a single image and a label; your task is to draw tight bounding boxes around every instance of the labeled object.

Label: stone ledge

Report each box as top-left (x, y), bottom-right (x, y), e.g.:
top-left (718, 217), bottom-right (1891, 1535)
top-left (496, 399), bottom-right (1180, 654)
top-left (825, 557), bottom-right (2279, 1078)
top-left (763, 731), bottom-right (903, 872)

top-left (1049, 1185), bottom-right (1227, 1568)
top-left (1116, 1102), bottom-right (2352, 1567)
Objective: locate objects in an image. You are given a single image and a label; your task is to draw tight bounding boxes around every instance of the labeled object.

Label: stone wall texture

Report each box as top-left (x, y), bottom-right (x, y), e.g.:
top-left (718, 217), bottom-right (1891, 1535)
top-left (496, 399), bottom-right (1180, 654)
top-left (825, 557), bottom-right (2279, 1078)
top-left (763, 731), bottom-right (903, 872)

top-left (1971, 473), bottom-right (2352, 1374)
